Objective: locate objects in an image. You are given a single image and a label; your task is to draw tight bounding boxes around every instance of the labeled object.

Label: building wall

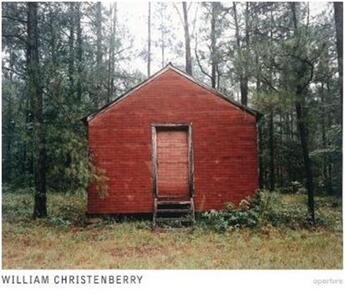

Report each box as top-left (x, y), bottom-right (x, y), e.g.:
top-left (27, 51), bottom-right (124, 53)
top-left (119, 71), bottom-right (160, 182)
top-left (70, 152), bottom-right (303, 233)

top-left (87, 69), bottom-right (258, 214)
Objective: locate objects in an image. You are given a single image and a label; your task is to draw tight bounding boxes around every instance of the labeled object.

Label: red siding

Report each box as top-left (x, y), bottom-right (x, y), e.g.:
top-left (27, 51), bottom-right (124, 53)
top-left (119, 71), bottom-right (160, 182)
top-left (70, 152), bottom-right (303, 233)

top-left (87, 68), bottom-right (258, 214)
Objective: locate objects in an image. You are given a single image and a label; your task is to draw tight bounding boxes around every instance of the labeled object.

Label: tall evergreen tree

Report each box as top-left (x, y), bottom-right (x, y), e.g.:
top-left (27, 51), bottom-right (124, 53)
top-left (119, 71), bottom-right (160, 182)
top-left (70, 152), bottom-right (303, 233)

top-left (182, 2), bottom-right (192, 75)
top-left (27, 2), bottom-right (47, 218)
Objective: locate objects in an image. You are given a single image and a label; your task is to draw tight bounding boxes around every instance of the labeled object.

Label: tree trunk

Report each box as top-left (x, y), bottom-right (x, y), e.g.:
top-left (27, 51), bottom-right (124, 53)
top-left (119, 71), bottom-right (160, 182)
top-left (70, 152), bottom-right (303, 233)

top-left (27, 2), bottom-right (47, 218)
top-left (68, 3), bottom-right (75, 94)
top-left (210, 2), bottom-right (217, 88)
top-left (326, 82), bottom-right (334, 195)
top-left (76, 2), bottom-right (82, 104)
top-left (111, 3), bottom-right (117, 98)
top-left (291, 2), bottom-right (315, 224)
top-left (333, 1), bottom-right (342, 197)
top-left (256, 56), bottom-right (264, 189)
top-left (320, 82), bottom-right (331, 194)
top-left (147, 2), bottom-right (151, 77)
top-left (279, 112), bottom-right (284, 187)
top-left (182, 2), bottom-right (192, 75)
top-left (48, 5), bottom-right (57, 66)
top-left (295, 91), bottom-right (315, 223)
top-left (107, 3), bottom-right (116, 103)
top-left (242, 2), bottom-right (250, 105)
top-left (233, 2), bottom-right (247, 106)
top-left (269, 110), bottom-right (275, 191)
top-left (95, 2), bottom-right (102, 108)
top-left (258, 119), bottom-right (264, 189)
top-left (24, 96), bottom-right (32, 177)
top-left (268, 4), bottom-right (275, 191)
top-left (334, 2), bottom-right (343, 116)
top-left (160, 5), bottom-right (165, 68)
top-left (161, 31), bottom-right (165, 68)
top-left (285, 112), bottom-right (293, 184)
top-left (4, 50), bottom-right (15, 183)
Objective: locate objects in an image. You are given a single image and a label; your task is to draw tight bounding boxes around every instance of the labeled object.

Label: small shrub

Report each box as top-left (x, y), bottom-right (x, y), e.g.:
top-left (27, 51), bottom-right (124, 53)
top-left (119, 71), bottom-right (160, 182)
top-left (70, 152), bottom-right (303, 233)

top-left (258, 192), bottom-right (326, 229)
top-left (48, 216), bottom-right (72, 227)
top-left (135, 221), bottom-right (152, 230)
top-left (198, 190), bottom-right (332, 232)
top-left (258, 190), bottom-right (279, 223)
top-left (277, 181), bottom-right (303, 194)
top-left (2, 192), bottom-right (34, 223)
top-left (296, 187), bottom-right (307, 195)
top-left (200, 192), bottom-right (261, 232)
top-left (290, 181), bottom-right (303, 193)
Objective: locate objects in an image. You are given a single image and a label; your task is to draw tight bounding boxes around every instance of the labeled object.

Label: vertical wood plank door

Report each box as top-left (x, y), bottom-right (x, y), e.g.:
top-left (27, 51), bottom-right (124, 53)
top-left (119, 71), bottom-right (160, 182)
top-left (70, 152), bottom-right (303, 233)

top-left (156, 129), bottom-right (189, 198)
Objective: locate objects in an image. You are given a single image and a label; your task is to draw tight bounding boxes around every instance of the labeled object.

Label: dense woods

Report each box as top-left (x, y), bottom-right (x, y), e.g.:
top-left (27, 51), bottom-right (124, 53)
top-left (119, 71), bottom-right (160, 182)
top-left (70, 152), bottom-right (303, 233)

top-left (2, 2), bottom-right (342, 222)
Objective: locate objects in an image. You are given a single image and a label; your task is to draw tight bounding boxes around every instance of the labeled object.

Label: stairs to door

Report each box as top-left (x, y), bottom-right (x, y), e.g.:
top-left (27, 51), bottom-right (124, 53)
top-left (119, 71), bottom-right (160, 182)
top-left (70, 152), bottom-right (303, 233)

top-left (153, 198), bottom-right (195, 228)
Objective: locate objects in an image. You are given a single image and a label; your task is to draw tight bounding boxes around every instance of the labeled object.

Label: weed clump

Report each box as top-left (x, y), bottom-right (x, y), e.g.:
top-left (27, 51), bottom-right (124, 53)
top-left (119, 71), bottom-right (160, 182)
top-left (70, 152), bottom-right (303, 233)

top-left (199, 191), bottom-right (263, 232)
top-left (199, 190), bottom-right (341, 232)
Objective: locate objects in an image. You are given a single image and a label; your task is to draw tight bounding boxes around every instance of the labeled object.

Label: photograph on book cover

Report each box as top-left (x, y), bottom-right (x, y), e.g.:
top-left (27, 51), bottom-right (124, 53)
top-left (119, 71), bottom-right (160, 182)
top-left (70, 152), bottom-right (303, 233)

top-left (1, 1), bottom-right (342, 270)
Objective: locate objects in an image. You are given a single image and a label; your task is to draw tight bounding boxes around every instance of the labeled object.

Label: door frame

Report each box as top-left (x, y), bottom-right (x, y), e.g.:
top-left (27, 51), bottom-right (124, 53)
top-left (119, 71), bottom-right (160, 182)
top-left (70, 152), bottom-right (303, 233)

top-left (151, 123), bottom-right (194, 200)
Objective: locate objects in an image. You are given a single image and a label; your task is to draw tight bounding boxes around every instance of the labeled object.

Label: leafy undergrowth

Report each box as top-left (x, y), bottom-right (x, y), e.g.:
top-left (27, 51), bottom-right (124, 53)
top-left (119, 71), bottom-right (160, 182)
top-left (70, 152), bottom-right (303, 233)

top-left (2, 189), bottom-right (88, 227)
top-left (2, 190), bottom-right (343, 269)
top-left (198, 191), bottom-right (343, 232)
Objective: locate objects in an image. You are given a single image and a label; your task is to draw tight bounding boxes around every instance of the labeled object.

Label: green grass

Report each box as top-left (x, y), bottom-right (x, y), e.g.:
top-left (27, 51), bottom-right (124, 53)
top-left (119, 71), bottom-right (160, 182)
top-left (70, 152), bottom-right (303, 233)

top-left (2, 191), bottom-right (343, 269)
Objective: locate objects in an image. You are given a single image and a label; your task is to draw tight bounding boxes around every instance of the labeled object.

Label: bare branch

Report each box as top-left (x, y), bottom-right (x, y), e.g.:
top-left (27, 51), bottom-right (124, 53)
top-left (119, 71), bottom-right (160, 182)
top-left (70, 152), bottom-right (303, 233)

top-left (2, 15), bottom-right (26, 23)
top-left (2, 33), bottom-right (27, 45)
top-left (260, 73), bottom-right (279, 93)
top-left (194, 35), bottom-right (212, 80)
top-left (173, 3), bottom-right (184, 25)
top-left (300, 61), bottom-right (314, 92)
top-left (2, 66), bottom-right (26, 78)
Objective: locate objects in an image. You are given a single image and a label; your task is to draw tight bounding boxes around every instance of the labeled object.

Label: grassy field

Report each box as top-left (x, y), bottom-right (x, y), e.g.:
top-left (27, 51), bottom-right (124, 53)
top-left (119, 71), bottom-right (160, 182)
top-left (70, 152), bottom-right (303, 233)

top-left (2, 191), bottom-right (343, 269)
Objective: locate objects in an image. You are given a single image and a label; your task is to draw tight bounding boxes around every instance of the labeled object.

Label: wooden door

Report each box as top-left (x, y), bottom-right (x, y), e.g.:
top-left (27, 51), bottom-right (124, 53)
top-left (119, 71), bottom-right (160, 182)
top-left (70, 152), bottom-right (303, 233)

top-left (153, 125), bottom-right (192, 199)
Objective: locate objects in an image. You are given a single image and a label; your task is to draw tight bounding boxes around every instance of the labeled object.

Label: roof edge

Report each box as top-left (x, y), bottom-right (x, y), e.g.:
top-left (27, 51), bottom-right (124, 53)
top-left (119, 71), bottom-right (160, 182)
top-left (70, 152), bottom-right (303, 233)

top-left (81, 64), bottom-right (174, 123)
top-left (169, 64), bottom-right (260, 118)
top-left (81, 63), bottom-right (261, 124)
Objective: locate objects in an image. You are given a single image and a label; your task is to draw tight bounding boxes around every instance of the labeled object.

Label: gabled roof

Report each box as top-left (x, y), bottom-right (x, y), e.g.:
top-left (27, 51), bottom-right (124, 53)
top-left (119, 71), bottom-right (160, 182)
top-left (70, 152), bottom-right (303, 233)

top-left (82, 63), bottom-right (261, 124)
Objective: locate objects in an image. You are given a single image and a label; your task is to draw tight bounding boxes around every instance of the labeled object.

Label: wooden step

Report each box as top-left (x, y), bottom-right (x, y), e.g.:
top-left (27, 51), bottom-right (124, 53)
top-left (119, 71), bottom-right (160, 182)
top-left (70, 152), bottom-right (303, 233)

top-left (153, 198), bottom-right (195, 228)
top-left (155, 217), bottom-right (194, 223)
top-left (156, 200), bottom-right (192, 205)
top-left (156, 208), bottom-right (192, 213)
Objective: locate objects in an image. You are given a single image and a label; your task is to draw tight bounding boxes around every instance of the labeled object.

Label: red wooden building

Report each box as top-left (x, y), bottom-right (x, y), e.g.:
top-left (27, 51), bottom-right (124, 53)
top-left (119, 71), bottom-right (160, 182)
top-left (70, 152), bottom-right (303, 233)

top-left (83, 64), bottom-right (259, 224)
